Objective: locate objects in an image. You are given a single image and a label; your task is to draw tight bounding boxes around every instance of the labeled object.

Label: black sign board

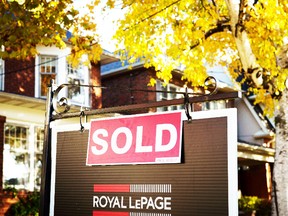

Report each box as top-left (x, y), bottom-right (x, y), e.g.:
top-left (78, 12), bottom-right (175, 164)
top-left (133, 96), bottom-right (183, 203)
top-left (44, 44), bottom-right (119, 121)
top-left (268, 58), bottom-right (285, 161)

top-left (50, 109), bottom-right (238, 216)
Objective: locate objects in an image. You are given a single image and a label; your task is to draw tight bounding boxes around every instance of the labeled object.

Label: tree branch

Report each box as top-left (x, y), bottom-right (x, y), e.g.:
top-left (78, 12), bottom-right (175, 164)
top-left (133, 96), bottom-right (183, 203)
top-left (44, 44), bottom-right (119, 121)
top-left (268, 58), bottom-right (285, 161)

top-left (190, 20), bottom-right (231, 50)
top-left (140, 0), bottom-right (182, 23)
top-left (123, 0), bottom-right (182, 31)
top-left (277, 44), bottom-right (288, 69)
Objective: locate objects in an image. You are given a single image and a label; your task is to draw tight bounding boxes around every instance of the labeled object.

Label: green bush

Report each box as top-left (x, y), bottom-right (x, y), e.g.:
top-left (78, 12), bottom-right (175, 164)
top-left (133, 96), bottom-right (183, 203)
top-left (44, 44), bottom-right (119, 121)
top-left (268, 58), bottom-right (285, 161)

top-left (5, 191), bottom-right (40, 216)
top-left (238, 196), bottom-right (271, 216)
top-left (3, 187), bottom-right (18, 198)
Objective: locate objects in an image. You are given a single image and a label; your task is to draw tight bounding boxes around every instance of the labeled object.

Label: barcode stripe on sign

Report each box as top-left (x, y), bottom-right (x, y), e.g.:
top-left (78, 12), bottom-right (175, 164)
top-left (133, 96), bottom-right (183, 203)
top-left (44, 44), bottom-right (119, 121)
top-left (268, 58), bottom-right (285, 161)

top-left (93, 211), bottom-right (129, 216)
top-left (93, 184), bottom-right (172, 193)
top-left (130, 184), bottom-right (171, 193)
top-left (130, 213), bottom-right (171, 216)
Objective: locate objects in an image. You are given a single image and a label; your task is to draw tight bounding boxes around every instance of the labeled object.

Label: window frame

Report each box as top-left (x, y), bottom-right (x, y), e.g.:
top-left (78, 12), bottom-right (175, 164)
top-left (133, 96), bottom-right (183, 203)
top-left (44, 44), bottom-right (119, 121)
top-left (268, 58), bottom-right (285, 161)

top-left (66, 63), bottom-right (90, 107)
top-left (156, 80), bottom-right (185, 112)
top-left (35, 49), bottom-right (90, 107)
top-left (3, 122), bottom-right (44, 191)
top-left (0, 58), bottom-right (4, 91)
top-left (38, 55), bottom-right (58, 98)
top-left (202, 100), bottom-right (227, 111)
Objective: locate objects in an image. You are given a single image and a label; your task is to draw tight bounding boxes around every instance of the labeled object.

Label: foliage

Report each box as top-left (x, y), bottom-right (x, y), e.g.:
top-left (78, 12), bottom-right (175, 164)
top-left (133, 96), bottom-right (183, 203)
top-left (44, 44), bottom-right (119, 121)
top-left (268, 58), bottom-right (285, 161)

top-left (238, 196), bottom-right (271, 216)
top-left (3, 186), bottom-right (18, 198)
top-left (106, 0), bottom-right (288, 113)
top-left (5, 191), bottom-right (40, 216)
top-left (1, 0), bottom-right (288, 111)
top-left (0, 0), bottom-right (102, 66)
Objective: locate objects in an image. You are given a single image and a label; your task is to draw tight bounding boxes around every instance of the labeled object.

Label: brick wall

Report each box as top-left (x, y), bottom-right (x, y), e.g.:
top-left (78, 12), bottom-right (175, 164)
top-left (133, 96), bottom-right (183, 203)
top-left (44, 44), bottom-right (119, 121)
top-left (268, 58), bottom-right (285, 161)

top-left (102, 66), bottom-right (237, 114)
top-left (4, 57), bottom-right (35, 97)
top-left (102, 68), bottom-right (156, 113)
top-left (101, 67), bottom-right (196, 114)
top-left (0, 115), bottom-right (6, 215)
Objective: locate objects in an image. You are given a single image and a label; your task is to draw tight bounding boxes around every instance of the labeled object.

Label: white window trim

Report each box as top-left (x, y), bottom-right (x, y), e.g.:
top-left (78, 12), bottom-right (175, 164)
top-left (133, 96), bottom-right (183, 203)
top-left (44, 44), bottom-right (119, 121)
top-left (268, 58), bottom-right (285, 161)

top-left (35, 46), bottom-right (90, 107)
top-left (156, 80), bottom-right (186, 111)
top-left (0, 58), bottom-right (4, 91)
top-left (3, 120), bottom-right (44, 191)
top-left (66, 62), bottom-right (90, 107)
top-left (38, 55), bottom-right (58, 98)
top-left (202, 100), bottom-right (227, 111)
top-left (35, 56), bottom-right (40, 97)
top-left (35, 46), bottom-right (70, 98)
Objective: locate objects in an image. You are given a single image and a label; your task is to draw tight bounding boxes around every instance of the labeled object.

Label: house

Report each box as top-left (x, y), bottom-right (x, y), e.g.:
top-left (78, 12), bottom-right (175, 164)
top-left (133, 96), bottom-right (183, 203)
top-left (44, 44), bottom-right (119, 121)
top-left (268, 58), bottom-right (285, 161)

top-left (101, 60), bottom-right (275, 200)
top-left (0, 45), bottom-right (117, 197)
top-left (0, 43), bottom-right (275, 212)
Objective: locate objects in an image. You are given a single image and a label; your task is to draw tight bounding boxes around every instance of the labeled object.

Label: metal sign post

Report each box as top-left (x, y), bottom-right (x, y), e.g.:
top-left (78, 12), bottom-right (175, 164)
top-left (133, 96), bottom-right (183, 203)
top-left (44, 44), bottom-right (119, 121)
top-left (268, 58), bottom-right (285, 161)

top-left (39, 77), bottom-right (241, 216)
top-left (40, 82), bottom-right (54, 216)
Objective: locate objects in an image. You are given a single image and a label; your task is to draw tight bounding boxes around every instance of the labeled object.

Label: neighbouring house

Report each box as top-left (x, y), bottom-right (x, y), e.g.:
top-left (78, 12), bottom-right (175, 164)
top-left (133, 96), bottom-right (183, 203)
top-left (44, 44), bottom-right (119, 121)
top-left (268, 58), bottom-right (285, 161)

top-left (0, 42), bottom-right (275, 212)
top-left (0, 44), bottom-right (118, 214)
top-left (101, 60), bottom-right (275, 200)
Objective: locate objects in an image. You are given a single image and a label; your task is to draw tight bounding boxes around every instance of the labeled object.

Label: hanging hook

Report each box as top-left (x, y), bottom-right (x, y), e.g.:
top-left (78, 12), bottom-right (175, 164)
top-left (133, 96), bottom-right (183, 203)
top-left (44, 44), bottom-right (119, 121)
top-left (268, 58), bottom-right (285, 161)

top-left (52, 84), bottom-right (71, 114)
top-left (204, 76), bottom-right (218, 95)
top-left (79, 110), bottom-right (85, 132)
top-left (184, 87), bottom-right (192, 122)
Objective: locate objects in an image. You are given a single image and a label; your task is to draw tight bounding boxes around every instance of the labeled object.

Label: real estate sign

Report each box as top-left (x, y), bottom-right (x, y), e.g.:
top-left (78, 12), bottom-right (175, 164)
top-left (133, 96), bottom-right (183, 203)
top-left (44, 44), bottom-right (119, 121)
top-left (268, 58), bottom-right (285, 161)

top-left (87, 111), bottom-right (182, 165)
top-left (50, 109), bottom-right (238, 216)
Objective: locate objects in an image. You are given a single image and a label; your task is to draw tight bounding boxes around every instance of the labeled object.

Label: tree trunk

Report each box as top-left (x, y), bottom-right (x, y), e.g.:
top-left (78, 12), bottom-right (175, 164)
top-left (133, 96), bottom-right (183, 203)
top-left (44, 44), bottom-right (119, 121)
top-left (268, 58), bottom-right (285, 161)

top-left (224, 1), bottom-right (288, 215)
top-left (273, 89), bottom-right (288, 215)
top-left (225, 0), bottom-right (258, 71)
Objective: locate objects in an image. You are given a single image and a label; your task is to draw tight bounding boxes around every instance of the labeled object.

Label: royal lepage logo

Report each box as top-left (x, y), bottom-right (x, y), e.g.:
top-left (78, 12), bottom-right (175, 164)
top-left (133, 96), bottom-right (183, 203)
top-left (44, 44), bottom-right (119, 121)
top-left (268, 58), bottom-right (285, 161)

top-left (93, 184), bottom-right (172, 216)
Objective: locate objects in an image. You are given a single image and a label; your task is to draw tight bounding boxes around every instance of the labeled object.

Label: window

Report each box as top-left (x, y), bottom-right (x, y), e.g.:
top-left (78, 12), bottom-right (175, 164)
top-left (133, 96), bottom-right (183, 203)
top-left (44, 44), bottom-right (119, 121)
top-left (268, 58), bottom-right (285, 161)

top-left (34, 127), bottom-right (44, 190)
top-left (202, 100), bottom-right (226, 111)
top-left (0, 58), bottom-right (4, 91)
top-left (67, 63), bottom-right (87, 105)
top-left (39, 55), bottom-right (57, 97)
top-left (156, 80), bottom-right (185, 112)
top-left (36, 50), bottom-right (90, 106)
top-left (3, 124), bottom-right (44, 191)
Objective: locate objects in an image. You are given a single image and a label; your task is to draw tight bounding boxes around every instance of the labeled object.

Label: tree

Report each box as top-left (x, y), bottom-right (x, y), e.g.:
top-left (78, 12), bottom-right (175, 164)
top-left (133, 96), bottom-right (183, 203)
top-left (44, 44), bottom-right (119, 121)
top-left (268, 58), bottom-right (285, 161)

top-left (105, 0), bottom-right (288, 215)
top-left (1, 0), bottom-right (288, 215)
top-left (0, 0), bottom-right (102, 65)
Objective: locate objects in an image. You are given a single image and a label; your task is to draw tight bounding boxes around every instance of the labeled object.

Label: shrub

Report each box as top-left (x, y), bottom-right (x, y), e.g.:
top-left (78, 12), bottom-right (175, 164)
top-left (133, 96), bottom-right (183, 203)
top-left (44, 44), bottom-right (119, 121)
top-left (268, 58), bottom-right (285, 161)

top-left (238, 196), bottom-right (271, 216)
top-left (5, 191), bottom-right (40, 216)
top-left (3, 187), bottom-right (18, 198)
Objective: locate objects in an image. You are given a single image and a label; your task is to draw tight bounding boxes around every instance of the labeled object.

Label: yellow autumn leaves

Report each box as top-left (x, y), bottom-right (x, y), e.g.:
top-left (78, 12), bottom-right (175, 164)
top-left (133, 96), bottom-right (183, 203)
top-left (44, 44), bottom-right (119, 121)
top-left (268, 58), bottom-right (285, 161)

top-left (112, 0), bottom-right (233, 86)
top-left (109, 0), bottom-right (288, 112)
top-left (2, 0), bottom-right (288, 113)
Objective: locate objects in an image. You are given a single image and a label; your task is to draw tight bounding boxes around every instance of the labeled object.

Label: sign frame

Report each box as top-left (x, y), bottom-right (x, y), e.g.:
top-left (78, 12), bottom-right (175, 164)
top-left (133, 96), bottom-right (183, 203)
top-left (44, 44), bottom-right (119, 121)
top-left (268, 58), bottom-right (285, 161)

top-left (49, 109), bottom-right (238, 215)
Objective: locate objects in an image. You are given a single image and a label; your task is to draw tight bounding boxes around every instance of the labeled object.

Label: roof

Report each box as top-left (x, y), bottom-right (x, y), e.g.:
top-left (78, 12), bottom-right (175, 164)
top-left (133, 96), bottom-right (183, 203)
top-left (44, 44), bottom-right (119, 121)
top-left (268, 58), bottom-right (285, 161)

top-left (101, 59), bottom-right (237, 91)
top-left (0, 91), bottom-right (84, 112)
top-left (0, 91), bottom-right (46, 111)
top-left (101, 59), bottom-right (140, 74)
top-left (100, 50), bottom-right (119, 65)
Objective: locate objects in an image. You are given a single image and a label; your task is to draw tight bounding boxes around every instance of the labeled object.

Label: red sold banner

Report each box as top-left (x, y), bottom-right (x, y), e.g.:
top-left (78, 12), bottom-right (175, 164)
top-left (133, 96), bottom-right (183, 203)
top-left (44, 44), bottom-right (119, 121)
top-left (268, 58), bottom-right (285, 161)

top-left (86, 111), bottom-right (183, 165)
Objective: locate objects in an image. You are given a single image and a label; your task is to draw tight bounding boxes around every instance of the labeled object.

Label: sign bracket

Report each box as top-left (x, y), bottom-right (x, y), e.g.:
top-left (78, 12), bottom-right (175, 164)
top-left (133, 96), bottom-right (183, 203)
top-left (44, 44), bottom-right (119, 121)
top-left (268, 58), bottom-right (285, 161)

top-left (39, 76), bottom-right (241, 216)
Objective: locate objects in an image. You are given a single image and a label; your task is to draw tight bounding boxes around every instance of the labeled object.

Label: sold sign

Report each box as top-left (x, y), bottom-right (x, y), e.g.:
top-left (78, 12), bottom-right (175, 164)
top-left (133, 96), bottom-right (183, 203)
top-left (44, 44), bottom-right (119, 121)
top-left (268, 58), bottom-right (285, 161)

top-left (86, 111), bottom-right (183, 165)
